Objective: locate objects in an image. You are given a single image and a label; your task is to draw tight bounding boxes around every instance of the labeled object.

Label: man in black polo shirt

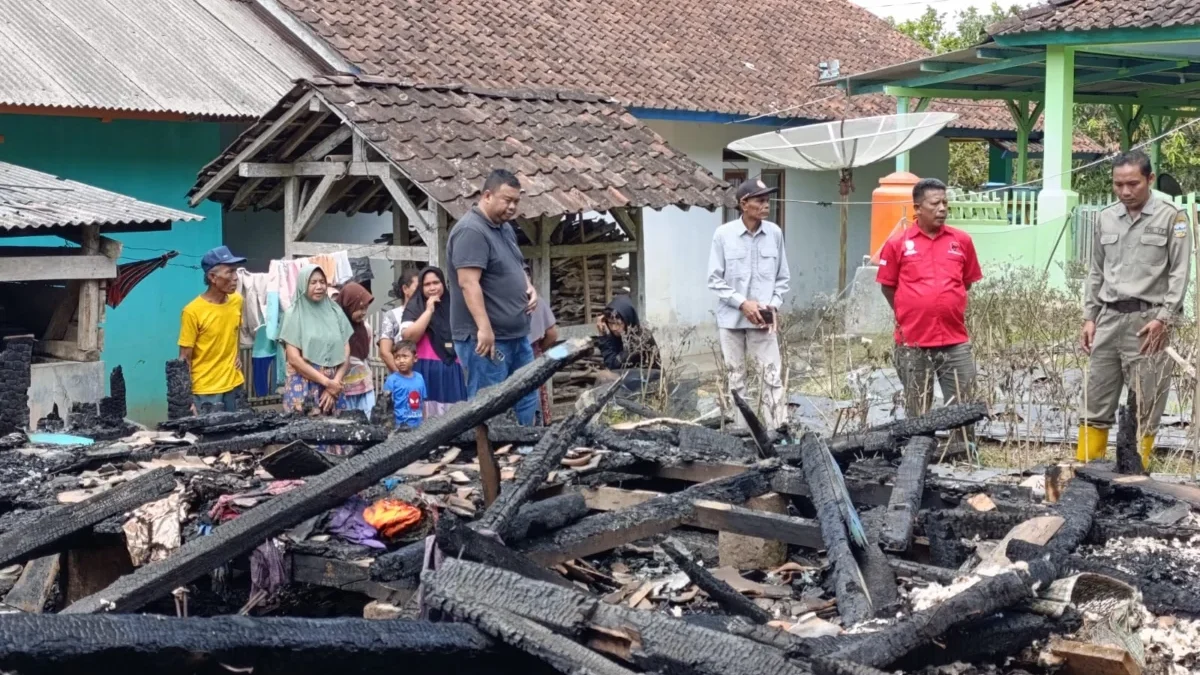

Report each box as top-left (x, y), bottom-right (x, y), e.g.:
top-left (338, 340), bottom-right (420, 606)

top-left (446, 168), bottom-right (540, 424)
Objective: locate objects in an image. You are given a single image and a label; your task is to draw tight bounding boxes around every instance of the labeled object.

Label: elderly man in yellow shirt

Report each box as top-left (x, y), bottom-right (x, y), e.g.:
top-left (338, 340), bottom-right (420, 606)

top-left (179, 246), bottom-right (247, 413)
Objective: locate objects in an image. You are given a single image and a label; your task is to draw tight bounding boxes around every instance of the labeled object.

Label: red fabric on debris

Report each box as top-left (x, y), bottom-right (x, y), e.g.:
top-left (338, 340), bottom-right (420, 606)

top-left (362, 498), bottom-right (423, 539)
top-left (209, 480), bottom-right (305, 522)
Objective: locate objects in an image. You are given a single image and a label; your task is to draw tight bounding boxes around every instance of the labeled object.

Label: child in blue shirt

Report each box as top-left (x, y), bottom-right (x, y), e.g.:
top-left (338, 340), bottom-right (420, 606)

top-left (383, 341), bottom-right (427, 430)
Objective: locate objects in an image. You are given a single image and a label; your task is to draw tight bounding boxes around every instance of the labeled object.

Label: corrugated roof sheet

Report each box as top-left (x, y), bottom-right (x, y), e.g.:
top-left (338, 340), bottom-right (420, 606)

top-left (0, 161), bottom-right (203, 232)
top-left (189, 77), bottom-right (727, 219)
top-left (0, 0), bottom-right (325, 118)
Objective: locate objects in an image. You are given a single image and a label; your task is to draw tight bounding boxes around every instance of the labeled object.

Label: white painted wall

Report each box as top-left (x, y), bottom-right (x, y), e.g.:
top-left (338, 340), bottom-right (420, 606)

top-left (640, 119), bottom-right (949, 334)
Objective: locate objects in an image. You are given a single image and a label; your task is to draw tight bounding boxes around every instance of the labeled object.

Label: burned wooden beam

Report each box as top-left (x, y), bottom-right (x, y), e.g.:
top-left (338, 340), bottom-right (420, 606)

top-left (475, 424), bottom-right (501, 506)
top-left (895, 612), bottom-right (1061, 670)
top-left (158, 409), bottom-right (266, 433)
top-left (879, 435), bottom-right (935, 552)
top-left (518, 469), bottom-right (773, 566)
top-left (731, 390), bottom-right (777, 458)
top-left (799, 434), bottom-right (884, 625)
top-left (62, 339), bottom-right (594, 614)
top-left (886, 558), bottom-right (960, 585)
top-left (422, 558), bottom-right (810, 675)
top-left (831, 557), bottom-right (1056, 669)
top-left (677, 425), bottom-right (755, 462)
top-left (660, 538), bottom-right (771, 624)
top-left (0, 615), bottom-right (525, 675)
top-left (1088, 519), bottom-right (1200, 545)
top-left (191, 419), bottom-right (390, 455)
top-left (426, 587), bottom-right (639, 675)
top-left (3, 555), bottom-right (61, 613)
top-left (1076, 465), bottom-right (1200, 508)
top-left (0, 467), bottom-right (175, 568)
top-left (477, 384), bottom-right (618, 533)
top-left (164, 359), bottom-right (192, 421)
top-left (450, 424), bottom-right (546, 446)
top-left (834, 481), bottom-right (1099, 669)
top-left (372, 492), bottom-right (590, 583)
top-left (824, 402), bottom-right (988, 458)
top-left (503, 493), bottom-right (589, 541)
top-left (1115, 395), bottom-right (1143, 475)
top-left (434, 514), bottom-right (570, 588)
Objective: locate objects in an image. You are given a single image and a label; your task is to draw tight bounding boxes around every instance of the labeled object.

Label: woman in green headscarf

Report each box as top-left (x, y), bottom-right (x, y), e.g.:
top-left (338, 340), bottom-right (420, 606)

top-left (280, 266), bottom-right (355, 449)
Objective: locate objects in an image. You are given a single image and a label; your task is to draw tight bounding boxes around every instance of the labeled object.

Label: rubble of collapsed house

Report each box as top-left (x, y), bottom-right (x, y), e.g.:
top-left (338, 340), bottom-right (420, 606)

top-left (1, 337), bottom-right (1200, 675)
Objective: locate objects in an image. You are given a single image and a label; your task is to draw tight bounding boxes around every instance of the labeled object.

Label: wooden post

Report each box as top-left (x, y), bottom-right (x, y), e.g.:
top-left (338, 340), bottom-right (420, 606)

top-left (283, 177), bottom-right (300, 258)
top-left (76, 225), bottom-right (101, 353)
top-left (475, 424), bottom-right (500, 507)
top-left (537, 217), bottom-right (554, 305)
top-left (629, 209), bottom-right (646, 317)
top-left (392, 205), bottom-right (410, 287)
top-left (433, 206), bottom-right (451, 269)
top-left (581, 218), bottom-right (592, 324)
top-left (604, 253), bottom-right (613, 303)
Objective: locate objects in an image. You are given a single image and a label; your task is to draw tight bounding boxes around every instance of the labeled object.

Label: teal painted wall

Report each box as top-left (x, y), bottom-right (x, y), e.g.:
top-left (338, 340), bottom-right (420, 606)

top-left (0, 114), bottom-right (223, 423)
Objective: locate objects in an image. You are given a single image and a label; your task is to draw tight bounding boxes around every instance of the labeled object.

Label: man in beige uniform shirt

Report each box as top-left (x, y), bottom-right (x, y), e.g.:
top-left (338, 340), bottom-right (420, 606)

top-left (1078, 150), bottom-right (1191, 469)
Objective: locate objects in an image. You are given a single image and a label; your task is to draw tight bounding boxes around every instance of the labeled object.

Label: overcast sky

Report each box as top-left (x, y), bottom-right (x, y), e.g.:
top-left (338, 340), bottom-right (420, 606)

top-left (852, 0), bottom-right (1041, 24)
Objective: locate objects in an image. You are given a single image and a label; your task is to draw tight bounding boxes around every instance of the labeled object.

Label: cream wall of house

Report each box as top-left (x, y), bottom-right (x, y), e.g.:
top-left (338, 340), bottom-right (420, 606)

top-left (640, 119), bottom-right (949, 338)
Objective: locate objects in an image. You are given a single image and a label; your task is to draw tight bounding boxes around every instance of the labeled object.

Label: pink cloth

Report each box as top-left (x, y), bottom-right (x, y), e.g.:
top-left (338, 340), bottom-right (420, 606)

top-left (415, 334), bottom-right (440, 361)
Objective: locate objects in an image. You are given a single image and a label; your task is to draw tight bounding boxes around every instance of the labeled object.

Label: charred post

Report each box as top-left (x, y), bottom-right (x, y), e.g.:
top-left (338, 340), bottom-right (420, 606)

top-left (879, 435), bottom-right (935, 552)
top-left (433, 514), bottom-right (570, 588)
top-left (798, 434), bottom-right (877, 625)
top-left (825, 402), bottom-right (988, 458)
top-left (165, 359), bottom-right (192, 421)
top-left (1115, 393), bottom-right (1142, 475)
top-left (731, 390), bottom-right (777, 458)
top-left (0, 336), bottom-right (33, 434)
top-left (477, 383), bottom-right (619, 533)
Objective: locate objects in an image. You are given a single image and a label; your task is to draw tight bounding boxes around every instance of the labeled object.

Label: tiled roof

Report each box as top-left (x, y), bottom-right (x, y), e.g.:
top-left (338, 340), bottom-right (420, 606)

top-left (990, 0), bottom-right (1200, 35)
top-left (190, 77), bottom-right (727, 219)
top-left (0, 0), bottom-right (327, 118)
top-left (0, 161), bottom-right (202, 233)
top-left (277, 0), bottom-right (929, 121)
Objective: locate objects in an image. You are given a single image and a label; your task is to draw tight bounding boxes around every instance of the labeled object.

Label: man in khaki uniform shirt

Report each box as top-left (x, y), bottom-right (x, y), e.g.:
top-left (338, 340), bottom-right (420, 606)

top-left (1078, 150), bottom-right (1192, 469)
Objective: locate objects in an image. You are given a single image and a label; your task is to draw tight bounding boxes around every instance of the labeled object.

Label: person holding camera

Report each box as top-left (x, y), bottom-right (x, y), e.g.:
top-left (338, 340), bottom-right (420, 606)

top-left (707, 177), bottom-right (791, 430)
top-left (877, 178), bottom-right (982, 442)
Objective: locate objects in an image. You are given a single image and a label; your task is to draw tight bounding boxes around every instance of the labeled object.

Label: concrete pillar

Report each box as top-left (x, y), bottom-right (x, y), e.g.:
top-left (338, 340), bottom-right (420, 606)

top-left (1036, 46), bottom-right (1079, 282)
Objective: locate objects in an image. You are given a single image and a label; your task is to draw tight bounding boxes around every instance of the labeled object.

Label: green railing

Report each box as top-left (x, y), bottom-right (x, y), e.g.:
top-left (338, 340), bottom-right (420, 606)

top-left (946, 189), bottom-right (1039, 227)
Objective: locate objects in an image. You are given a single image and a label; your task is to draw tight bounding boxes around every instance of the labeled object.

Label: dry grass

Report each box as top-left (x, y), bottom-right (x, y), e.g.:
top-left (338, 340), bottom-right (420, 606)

top-left (776, 264), bottom-right (1200, 473)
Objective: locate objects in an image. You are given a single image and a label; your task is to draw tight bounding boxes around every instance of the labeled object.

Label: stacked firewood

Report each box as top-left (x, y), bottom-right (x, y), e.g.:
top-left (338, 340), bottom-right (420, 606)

top-left (549, 217), bottom-right (631, 326)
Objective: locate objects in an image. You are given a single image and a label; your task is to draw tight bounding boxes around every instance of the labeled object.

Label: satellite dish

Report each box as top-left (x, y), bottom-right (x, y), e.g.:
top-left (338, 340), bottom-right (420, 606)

top-left (727, 112), bottom-right (958, 171)
top-left (727, 112), bottom-right (958, 292)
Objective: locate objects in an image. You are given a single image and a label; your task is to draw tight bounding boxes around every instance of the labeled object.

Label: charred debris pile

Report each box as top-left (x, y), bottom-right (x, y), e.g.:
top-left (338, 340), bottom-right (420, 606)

top-left (0, 339), bottom-right (1199, 675)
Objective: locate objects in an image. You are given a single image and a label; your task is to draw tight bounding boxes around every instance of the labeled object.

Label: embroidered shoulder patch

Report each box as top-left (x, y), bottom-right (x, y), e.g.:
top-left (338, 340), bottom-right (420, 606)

top-left (1175, 212), bottom-right (1189, 224)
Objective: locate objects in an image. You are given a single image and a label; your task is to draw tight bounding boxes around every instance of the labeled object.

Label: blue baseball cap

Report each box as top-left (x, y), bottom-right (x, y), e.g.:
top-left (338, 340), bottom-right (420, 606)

top-left (200, 246), bottom-right (246, 273)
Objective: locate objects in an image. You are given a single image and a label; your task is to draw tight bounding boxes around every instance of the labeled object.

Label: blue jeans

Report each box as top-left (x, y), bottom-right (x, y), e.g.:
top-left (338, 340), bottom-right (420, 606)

top-left (455, 336), bottom-right (538, 426)
top-left (194, 389), bottom-right (240, 413)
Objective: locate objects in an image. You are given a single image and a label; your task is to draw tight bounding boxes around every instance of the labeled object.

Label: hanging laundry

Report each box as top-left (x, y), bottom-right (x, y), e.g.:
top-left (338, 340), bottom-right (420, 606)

top-left (363, 498), bottom-right (423, 540)
top-left (107, 252), bottom-right (178, 308)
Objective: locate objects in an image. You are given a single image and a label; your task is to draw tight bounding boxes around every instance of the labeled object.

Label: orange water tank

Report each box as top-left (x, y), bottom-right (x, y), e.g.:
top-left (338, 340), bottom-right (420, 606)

top-left (869, 172), bottom-right (920, 264)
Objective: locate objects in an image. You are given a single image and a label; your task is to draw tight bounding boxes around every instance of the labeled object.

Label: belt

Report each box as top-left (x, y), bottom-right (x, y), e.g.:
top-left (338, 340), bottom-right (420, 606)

top-left (1105, 299), bottom-right (1154, 314)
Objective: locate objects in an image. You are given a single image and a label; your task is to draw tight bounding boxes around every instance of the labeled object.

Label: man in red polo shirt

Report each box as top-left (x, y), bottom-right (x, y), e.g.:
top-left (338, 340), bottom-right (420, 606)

top-left (877, 178), bottom-right (983, 439)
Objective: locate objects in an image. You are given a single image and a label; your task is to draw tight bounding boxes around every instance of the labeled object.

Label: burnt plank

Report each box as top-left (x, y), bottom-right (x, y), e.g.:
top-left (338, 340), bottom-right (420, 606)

top-left (824, 402), bottom-right (988, 458)
top-left (62, 339), bottom-right (593, 614)
top-left (4, 555), bottom-right (60, 613)
top-left (422, 558), bottom-right (809, 675)
top-left (519, 470), bottom-right (772, 566)
top-left (880, 436), bottom-right (935, 552)
top-left (0, 615), bottom-right (513, 674)
top-left (730, 390), bottom-right (777, 458)
top-left (434, 514), bottom-right (570, 588)
top-left (0, 467), bottom-right (174, 568)
top-left (261, 441), bottom-right (334, 479)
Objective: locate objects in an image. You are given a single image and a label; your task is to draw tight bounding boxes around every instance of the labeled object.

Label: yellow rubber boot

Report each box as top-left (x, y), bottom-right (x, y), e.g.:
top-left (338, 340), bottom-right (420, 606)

top-left (1075, 426), bottom-right (1108, 462)
top-left (1141, 436), bottom-right (1156, 471)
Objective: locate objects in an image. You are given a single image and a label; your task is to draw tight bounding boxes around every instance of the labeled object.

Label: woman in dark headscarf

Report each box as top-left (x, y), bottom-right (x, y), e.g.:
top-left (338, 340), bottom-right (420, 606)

top-left (400, 267), bottom-right (467, 419)
top-left (595, 295), bottom-right (661, 372)
top-left (334, 282), bottom-right (376, 416)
